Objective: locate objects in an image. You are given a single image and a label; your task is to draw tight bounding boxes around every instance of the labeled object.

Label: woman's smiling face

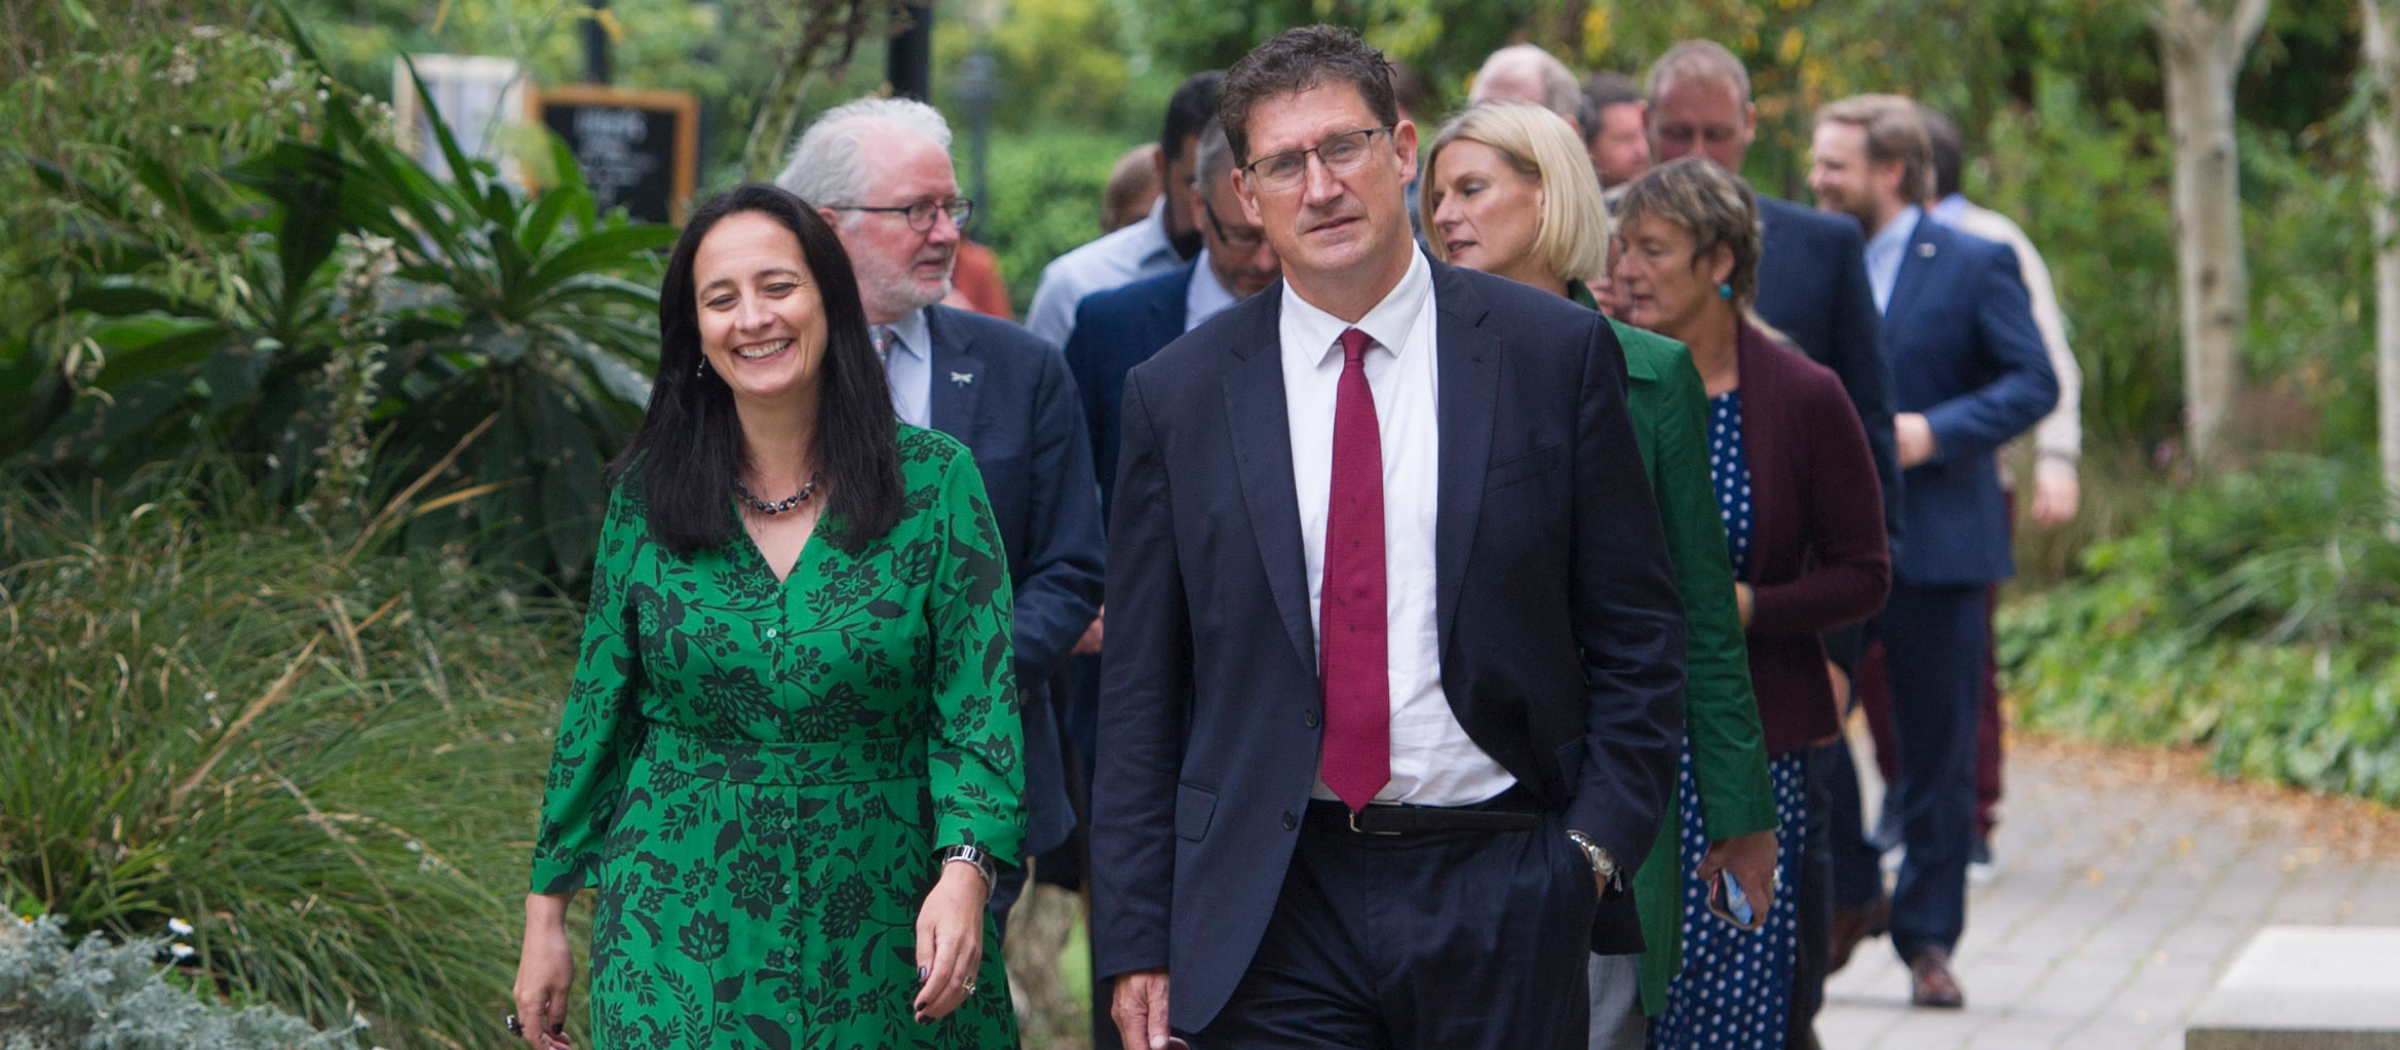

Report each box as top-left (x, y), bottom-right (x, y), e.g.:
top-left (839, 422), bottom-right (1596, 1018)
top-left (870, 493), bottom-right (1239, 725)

top-left (694, 210), bottom-right (829, 407)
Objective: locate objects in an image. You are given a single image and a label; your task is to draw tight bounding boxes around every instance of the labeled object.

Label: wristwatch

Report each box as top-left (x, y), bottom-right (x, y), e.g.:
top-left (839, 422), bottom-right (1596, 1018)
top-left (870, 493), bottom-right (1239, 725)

top-left (1565, 830), bottom-right (1623, 893)
top-left (936, 844), bottom-right (997, 888)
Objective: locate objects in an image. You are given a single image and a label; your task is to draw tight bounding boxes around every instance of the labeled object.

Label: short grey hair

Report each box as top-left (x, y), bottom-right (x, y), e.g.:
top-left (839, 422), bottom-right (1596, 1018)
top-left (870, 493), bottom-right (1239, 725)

top-left (1470, 44), bottom-right (1581, 123)
top-left (776, 96), bottom-right (954, 209)
top-left (1193, 118), bottom-right (1235, 193)
top-left (1647, 40), bottom-right (1751, 106)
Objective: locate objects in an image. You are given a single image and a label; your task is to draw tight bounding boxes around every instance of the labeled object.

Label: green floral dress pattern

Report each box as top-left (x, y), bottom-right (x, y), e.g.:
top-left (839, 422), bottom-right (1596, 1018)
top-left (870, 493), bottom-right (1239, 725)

top-left (531, 426), bottom-right (1024, 1050)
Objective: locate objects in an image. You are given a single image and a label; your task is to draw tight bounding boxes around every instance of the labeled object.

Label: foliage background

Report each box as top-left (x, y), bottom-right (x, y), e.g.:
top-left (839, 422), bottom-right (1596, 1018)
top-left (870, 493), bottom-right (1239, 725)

top-left (6, 0), bottom-right (2399, 1046)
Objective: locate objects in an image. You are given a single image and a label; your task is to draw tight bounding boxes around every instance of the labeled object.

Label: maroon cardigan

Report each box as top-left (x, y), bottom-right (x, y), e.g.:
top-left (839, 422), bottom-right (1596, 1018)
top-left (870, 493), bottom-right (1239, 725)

top-left (1735, 322), bottom-right (1893, 753)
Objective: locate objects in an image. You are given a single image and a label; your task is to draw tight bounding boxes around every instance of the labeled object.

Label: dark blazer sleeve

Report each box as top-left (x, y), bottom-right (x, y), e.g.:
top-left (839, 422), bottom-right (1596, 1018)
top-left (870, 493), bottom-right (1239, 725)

top-left (1748, 361), bottom-right (1891, 638)
top-left (1088, 368), bottom-right (1186, 980)
top-left (1920, 243), bottom-right (2060, 464)
top-left (1063, 301), bottom-right (1113, 498)
top-left (1824, 219), bottom-right (1904, 551)
top-left (1562, 318), bottom-right (1688, 875)
top-left (1008, 345), bottom-right (1107, 682)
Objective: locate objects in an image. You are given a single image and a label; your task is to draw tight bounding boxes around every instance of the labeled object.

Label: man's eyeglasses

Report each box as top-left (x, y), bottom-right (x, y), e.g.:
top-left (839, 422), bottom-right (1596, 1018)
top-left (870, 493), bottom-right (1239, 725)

top-left (1241, 126), bottom-right (1393, 193)
top-left (830, 197), bottom-right (975, 233)
top-left (1201, 198), bottom-right (1267, 253)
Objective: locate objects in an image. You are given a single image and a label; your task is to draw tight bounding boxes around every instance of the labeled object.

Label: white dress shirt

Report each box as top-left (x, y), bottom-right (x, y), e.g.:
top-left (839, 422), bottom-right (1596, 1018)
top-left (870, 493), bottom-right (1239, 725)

top-left (876, 308), bottom-right (934, 429)
top-left (1279, 246), bottom-right (1516, 808)
top-left (1025, 197), bottom-right (1185, 348)
top-left (1183, 248), bottom-right (1239, 333)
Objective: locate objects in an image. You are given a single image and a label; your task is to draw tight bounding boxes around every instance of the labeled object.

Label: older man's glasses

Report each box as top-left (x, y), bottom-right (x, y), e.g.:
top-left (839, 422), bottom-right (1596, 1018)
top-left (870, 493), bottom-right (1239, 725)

top-left (831, 197), bottom-right (975, 232)
top-left (1201, 199), bottom-right (1267, 253)
top-left (1241, 126), bottom-right (1393, 193)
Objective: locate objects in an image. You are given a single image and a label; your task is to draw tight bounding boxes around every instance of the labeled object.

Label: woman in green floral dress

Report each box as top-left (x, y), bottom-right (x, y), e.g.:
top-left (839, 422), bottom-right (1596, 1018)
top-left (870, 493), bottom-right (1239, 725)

top-left (511, 184), bottom-right (1024, 1050)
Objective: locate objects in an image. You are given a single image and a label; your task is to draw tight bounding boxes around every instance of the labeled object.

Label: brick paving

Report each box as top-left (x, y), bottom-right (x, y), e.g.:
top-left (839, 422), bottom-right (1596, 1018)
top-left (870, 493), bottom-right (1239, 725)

top-left (1816, 734), bottom-right (2400, 1049)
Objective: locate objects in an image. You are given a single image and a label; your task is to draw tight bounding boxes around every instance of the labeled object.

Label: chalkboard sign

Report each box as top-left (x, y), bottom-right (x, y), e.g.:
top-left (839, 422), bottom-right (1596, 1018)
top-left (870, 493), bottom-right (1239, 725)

top-left (531, 85), bottom-right (698, 224)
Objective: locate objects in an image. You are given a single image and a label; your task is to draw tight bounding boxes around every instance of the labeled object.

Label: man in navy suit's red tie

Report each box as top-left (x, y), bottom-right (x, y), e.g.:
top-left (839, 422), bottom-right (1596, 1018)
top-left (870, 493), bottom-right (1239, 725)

top-left (1088, 25), bottom-right (1690, 1050)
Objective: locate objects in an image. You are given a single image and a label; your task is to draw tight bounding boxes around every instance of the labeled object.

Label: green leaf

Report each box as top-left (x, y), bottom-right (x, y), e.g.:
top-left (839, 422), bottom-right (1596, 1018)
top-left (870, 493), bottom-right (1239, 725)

top-left (90, 323), bottom-right (230, 388)
top-left (228, 142), bottom-right (352, 325)
top-left (527, 226), bottom-right (678, 294)
top-left (65, 286), bottom-right (221, 321)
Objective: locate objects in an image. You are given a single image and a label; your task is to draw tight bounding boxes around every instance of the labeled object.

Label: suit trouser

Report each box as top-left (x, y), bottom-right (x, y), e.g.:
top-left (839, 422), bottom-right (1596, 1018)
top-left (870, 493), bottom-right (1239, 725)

top-left (1875, 582), bottom-right (1988, 961)
top-left (1200, 809), bottom-right (1599, 1050)
top-left (1585, 954), bottom-right (1645, 1050)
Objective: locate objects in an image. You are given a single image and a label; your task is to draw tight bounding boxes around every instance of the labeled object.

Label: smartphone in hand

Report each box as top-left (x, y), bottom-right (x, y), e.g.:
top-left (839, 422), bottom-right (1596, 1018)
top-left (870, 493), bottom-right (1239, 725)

top-left (1707, 869), bottom-right (1761, 929)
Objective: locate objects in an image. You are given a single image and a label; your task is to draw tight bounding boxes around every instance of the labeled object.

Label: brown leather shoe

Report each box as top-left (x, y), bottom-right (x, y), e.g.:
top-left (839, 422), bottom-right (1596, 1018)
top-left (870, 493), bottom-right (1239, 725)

top-left (1909, 946), bottom-right (1965, 1008)
top-left (1826, 894), bottom-right (1890, 974)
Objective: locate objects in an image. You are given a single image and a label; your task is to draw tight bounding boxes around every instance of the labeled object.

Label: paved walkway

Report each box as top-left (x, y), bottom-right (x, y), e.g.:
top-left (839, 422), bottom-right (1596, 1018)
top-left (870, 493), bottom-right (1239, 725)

top-left (1818, 733), bottom-right (2400, 1048)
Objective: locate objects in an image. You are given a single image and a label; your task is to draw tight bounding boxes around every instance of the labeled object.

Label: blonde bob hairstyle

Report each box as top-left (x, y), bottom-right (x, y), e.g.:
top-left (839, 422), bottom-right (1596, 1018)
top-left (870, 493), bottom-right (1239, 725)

top-left (1419, 101), bottom-right (1609, 287)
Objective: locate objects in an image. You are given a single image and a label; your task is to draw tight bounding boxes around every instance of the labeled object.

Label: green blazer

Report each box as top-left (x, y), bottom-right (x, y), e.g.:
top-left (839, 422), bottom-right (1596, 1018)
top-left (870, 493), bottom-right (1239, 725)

top-left (1578, 286), bottom-right (1778, 1013)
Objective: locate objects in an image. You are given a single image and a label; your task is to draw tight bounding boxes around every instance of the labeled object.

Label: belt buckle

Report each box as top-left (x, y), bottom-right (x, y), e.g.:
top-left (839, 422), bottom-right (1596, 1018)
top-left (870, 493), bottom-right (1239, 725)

top-left (1348, 803), bottom-right (1405, 836)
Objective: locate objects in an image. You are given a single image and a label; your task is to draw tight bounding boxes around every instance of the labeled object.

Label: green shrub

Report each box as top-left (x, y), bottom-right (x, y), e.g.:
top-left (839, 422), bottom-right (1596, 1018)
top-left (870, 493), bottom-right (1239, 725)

top-left (2002, 454), bottom-right (2400, 805)
top-left (973, 124), bottom-right (1141, 317)
top-left (4, 12), bottom-right (673, 582)
top-left (0, 459), bottom-right (581, 1050)
top-left (0, 914), bottom-right (358, 1050)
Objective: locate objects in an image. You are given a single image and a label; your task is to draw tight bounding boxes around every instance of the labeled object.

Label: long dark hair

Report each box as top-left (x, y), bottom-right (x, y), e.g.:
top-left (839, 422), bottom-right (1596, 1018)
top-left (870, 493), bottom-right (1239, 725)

top-left (614, 183), bottom-right (903, 553)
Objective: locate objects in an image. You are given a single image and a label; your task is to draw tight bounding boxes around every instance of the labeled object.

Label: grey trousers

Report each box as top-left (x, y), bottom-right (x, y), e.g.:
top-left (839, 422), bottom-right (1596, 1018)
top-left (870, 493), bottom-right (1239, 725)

top-left (1588, 953), bottom-right (1647, 1050)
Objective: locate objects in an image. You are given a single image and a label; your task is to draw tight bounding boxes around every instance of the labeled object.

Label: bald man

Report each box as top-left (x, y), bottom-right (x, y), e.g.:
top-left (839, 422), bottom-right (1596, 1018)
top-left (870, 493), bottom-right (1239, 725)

top-left (1469, 43), bottom-right (1582, 130)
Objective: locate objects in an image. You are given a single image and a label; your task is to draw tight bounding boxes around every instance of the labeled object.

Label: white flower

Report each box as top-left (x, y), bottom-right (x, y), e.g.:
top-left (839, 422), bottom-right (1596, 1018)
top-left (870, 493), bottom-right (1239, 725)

top-left (168, 917), bottom-right (194, 936)
top-left (169, 942), bottom-right (195, 960)
top-left (353, 1013), bottom-right (371, 1030)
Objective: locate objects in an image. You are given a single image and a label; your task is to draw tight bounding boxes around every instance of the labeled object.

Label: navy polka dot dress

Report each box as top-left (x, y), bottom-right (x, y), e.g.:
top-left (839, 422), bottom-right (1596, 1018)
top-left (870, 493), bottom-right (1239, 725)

top-left (1650, 390), bottom-right (1807, 1050)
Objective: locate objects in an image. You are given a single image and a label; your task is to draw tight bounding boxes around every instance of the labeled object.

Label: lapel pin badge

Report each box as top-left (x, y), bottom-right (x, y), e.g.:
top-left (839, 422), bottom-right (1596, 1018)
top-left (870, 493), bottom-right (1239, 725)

top-left (950, 371), bottom-right (974, 385)
top-left (1918, 242), bottom-right (1937, 257)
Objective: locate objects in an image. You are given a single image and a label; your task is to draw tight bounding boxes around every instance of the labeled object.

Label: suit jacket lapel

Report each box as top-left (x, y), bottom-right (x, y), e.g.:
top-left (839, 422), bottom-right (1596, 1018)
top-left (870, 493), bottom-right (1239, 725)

top-left (1160, 260), bottom-right (1193, 337)
top-left (1217, 292), bottom-right (1318, 674)
top-left (1431, 264), bottom-right (1499, 650)
top-left (1884, 219), bottom-right (1937, 331)
top-left (925, 308), bottom-right (984, 442)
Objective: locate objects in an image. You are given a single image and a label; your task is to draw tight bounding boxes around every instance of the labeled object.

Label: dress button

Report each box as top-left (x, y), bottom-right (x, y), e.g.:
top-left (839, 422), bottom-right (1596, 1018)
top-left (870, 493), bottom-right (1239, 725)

top-left (765, 627), bottom-right (779, 639)
top-left (1281, 810), bottom-right (1297, 830)
top-left (1302, 708), bottom-right (1320, 729)
top-left (783, 1011), bottom-right (797, 1023)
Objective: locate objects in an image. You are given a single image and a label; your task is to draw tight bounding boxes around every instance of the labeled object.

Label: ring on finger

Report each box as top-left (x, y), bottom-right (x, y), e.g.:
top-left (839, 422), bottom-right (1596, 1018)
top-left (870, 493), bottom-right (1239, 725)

top-left (505, 1014), bottom-right (525, 1036)
top-left (963, 982), bottom-right (979, 994)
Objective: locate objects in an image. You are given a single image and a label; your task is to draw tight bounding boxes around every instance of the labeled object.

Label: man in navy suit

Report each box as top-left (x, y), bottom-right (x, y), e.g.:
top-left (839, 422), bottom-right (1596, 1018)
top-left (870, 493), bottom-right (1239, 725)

top-left (1091, 25), bottom-right (1686, 1050)
top-left (777, 97), bottom-right (1107, 937)
top-left (1060, 112), bottom-right (1281, 1050)
top-left (1639, 41), bottom-right (1902, 1044)
top-left (1807, 93), bottom-right (2056, 1009)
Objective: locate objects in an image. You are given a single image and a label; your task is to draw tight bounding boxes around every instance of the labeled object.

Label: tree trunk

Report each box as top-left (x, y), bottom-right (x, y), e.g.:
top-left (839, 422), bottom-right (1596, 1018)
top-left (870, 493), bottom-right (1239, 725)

top-left (2366, 0), bottom-right (2400, 529)
top-left (2153, 0), bottom-right (2270, 467)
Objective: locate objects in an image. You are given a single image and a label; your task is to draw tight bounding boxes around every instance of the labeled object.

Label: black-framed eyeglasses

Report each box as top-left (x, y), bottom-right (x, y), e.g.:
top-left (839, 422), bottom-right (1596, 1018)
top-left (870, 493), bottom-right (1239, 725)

top-left (1201, 198), bottom-right (1267, 253)
top-left (1241, 126), bottom-right (1393, 193)
top-left (829, 197), bottom-right (975, 233)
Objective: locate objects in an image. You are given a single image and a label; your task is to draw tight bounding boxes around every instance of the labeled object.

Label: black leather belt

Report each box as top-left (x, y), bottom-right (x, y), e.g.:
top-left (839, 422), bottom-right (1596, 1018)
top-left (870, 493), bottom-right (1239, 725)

top-left (1304, 789), bottom-right (1544, 836)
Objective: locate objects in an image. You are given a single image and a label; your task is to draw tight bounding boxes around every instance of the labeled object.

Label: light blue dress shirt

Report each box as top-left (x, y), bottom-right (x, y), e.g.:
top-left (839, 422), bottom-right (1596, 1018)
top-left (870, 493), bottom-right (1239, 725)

top-left (1927, 193), bottom-right (1971, 229)
top-left (876, 308), bottom-right (934, 429)
top-left (1182, 248), bottom-right (1239, 333)
top-left (1864, 204), bottom-right (1922, 316)
top-left (1024, 197), bottom-right (1184, 348)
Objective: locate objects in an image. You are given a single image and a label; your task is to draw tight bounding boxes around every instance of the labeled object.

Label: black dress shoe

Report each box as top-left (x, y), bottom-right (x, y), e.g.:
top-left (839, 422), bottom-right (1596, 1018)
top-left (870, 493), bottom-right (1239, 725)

top-left (1908, 946), bottom-right (1965, 1008)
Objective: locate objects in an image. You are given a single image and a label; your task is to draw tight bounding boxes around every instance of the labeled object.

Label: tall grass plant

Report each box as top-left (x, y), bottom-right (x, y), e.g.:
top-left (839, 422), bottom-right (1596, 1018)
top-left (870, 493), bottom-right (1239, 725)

top-left (1, 456), bottom-right (581, 1049)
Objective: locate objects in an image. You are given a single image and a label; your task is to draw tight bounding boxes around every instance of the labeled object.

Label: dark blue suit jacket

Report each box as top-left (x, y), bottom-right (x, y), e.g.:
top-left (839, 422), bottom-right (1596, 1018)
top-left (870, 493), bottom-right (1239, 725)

top-left (1088, 263), bottom-right (1688, 1030)
top-left (1755, 194), bottom-right (1903, 552)
top-left (1878, 217), bottom-right (2058, 586)
top-left (922, 305), bottom-right (1107, 858)
top-left (1063, 262), bottom-right (1192, 520)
